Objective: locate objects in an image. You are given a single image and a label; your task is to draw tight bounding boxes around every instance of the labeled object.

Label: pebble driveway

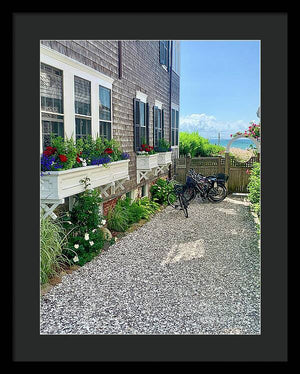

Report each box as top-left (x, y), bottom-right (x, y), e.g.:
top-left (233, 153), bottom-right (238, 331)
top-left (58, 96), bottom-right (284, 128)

top-left (40, 196), bottom-right (261, 335)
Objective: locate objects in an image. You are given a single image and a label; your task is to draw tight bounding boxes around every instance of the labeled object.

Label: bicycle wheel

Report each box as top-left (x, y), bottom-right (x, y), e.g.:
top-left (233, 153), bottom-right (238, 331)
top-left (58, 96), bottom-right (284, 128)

top-left (183, 186), bottom-right (196, 203)
top-left (167, 191), bottom-right (181, 209)
top-left (179, 195), bottom-right (189, 218)
top-left (207, 184), bottom-right (227, 203)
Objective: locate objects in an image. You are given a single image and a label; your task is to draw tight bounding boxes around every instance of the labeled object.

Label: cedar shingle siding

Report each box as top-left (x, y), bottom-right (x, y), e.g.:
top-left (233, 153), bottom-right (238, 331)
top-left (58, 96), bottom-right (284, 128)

top-left (41, 40), bottom-right (180, 198)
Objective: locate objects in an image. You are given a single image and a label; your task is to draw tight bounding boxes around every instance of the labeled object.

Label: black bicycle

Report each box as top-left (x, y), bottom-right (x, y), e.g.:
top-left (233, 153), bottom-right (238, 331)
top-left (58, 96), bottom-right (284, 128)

top-left (166, 177), bottom-right (189, 218)
top-left (183, 169), bottom-right (228, 204)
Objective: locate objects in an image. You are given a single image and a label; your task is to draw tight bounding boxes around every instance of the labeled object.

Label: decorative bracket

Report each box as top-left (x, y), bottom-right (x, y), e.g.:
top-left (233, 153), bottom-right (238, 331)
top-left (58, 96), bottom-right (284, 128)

top-left (40, 199), bottom-right (65, 219)
top-left (137, 170), bottom-right (152, 184)
top-left (156, 162), bottom-right (171, 175)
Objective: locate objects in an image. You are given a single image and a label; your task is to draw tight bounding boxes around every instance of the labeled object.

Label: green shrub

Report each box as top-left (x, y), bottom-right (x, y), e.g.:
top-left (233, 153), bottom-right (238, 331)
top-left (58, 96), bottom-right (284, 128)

top-left (179, 132), bottom-right (225, 157)
top-left (107, 204), bottom-right (129, 232)
top-left (61, 188), bottom-right (106, 266)
top-left (106, 196), bottom-right (161, 232)
top-left (136, 197), bottom-right (161, 220)
top-left (40, 216), bottom-right (70, 284)
top-left (247, 162), bottom-right (260, 217)
top-left (150, 178), bottom-right (174, 205)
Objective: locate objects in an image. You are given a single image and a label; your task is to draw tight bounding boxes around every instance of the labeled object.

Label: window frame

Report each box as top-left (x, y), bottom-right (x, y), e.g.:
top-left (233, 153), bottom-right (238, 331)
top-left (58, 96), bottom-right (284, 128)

top-left (40, 62), bottom-right (65, 149)
top-left (99, 85), bottom-right (112, 141)
top-left (171, 105), bottom-right (179, 147)
top-left (74, 75), bottom-right (92, 140)
top-left (153, 105), bottom-right (164, 148)
top-left (40, 45), bottom-right (114, 154)
top-left (133, 94), bottom-right (149, 152)
top-left (159, 40), bottom-right (170, 71)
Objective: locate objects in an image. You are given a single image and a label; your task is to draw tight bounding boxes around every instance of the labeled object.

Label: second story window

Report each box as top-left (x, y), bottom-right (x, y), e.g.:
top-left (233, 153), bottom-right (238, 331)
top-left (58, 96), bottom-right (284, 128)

top-left (74, 76), bottom-right (91, 140)
top-left (171, 108), bottom-right (179, 146)
top-left (153, 106), bottom-right (164, 147)
top-left (99, 85), bottom-right (112, 140)
top-left (40, 63), bottom-right (64, 149)
top-left (159, 41), bottom-right (169, 70)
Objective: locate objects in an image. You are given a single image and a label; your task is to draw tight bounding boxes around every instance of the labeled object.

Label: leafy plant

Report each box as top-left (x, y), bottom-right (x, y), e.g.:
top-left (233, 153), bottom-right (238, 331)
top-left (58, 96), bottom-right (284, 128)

top-left (106, 203), bottom-right (130, 232)
top-left (155, 138), bottom-right (171, 152)
top-left (61, 188), bottom-right (106, 266)
top-left (136, 197), bottom-right (161, 219)
top-left (150, 178), bottom-right (174, 205)
top-left (40, 216), bottom-right (70, 284)
top-left (179, 132), bottom-right (225, 157)
top-left (41, 134), bottom-right (128, 173)
top-left (247, 162), bottom-right (260, 217)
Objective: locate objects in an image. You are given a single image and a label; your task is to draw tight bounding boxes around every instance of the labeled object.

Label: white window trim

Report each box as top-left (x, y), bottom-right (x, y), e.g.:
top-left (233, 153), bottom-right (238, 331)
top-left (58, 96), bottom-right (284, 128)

top-left (40, 45), bottom-right (114, 152)
top-left (136, 91), bottom-right (147, 103)
top-left (171, 103), bottom-right (180, 148)
top-left (155, 100), bottom-right (163, 110)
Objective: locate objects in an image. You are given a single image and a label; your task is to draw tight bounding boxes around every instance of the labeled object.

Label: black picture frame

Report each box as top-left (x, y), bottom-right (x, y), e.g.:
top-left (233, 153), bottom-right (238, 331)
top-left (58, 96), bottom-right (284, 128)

top-left (12, 12), bottom-right (288, 363)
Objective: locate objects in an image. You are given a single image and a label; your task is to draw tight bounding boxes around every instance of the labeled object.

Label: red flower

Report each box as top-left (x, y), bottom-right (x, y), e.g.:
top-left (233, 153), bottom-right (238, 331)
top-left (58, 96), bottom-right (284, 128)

top-left (43, 146), bottom-right (57, 157)
top-left (58, 154), bottom-right (68, 162)
top-left (104, 148), bottom-right (113, 154)
top-left (76, 156), bottom-right (81, 163)
top-left (145, 147), bottom-right (151, 152)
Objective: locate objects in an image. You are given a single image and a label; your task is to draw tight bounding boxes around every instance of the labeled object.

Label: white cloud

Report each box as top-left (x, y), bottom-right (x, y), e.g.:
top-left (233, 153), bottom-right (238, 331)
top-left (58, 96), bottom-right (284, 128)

top-left (179, 113), bottom-right (251, 138)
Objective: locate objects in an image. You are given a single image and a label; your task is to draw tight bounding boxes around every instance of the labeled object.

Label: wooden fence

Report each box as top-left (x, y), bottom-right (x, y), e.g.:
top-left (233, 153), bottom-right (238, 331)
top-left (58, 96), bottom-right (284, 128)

top-left (174, 155), bottom-right (259, 193)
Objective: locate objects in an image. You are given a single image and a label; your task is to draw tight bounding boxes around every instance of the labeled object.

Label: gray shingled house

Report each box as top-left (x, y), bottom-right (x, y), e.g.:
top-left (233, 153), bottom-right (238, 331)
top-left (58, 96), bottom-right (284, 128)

top-left (40, 40), bottom-right (180, 215)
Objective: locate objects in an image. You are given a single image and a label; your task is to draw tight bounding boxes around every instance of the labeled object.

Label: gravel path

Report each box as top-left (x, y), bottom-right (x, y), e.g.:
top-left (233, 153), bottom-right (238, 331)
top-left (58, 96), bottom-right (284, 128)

top-left (40, 196), bottom-right (261, 335)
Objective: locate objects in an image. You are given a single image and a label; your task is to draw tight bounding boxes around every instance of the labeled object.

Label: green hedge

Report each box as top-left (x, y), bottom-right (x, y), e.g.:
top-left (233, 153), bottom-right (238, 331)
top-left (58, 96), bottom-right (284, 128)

top-left (179, 132), bottom-right (225, 157)
top-left (247, 162), bottom-right (260, 217)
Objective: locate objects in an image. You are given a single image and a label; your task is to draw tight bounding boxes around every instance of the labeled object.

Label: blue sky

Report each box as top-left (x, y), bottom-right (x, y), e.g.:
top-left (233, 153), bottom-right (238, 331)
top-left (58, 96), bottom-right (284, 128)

top-left (179, 40), bottom-right (260, 139)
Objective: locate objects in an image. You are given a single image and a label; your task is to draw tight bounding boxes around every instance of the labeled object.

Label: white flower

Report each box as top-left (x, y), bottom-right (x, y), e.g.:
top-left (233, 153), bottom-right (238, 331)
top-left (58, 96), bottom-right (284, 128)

top-left (89, 241), bottom-right (94, 246)
top-left (101, 219), bottom-right (106, 225)
top-left (74, 244), bottom-right (79, 249)
top-left (84, 233), bottom-right (89, 241)
top-left (73, 256), bottom-right (79, 263)
top-left (82, 159), bottom-right (87, 167)
top-left (92, 229), bottom-right (97, 233)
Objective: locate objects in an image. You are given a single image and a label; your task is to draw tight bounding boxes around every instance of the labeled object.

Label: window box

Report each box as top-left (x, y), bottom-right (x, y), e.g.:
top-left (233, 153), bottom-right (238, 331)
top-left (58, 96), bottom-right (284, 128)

top-left (40, 160), bottom-right (130, 200)
top-left (136, 153), bottom-right (158, 170)
top-left (157, 151), bottom-right (172, 165)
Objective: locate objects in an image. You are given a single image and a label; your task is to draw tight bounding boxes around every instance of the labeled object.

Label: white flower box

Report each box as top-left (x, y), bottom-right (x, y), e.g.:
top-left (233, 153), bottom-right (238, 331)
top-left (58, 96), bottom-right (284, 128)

top-left (136, 154), bottom-right (158, 170)
top-left (40, 160), bottom-right (130, 200)
top-left (157, 151), bottom-right (172, 165)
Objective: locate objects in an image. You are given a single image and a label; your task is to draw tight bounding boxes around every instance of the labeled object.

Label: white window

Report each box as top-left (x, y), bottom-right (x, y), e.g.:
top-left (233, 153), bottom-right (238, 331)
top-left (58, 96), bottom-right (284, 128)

top-left (40, 45), bottom-right (114, 153)
top-left (172, 41), bottom-right (180, 75)
top-left (99, 85), bottom-right (112, 140)
top-left (74, 75), bottom-right (92, 140)
top-left (40, 63), bottom-right (64, 149)
top-left (171, 106), bottom-right (179, 146)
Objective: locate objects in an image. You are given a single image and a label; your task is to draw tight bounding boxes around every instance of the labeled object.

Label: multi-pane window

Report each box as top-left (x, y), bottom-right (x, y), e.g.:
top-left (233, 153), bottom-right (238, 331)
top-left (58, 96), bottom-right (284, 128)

top-left (153, 106), bottom-right (164, 147)
top-left (99, 85), bottom-right (112, 140)
top-left (74, 76), bottom-right (91, 140)
top-left (159, 41), bottom-right (169, 69)
top-left (40, 63), bottom-right (64, 149)
top-left (133, 99), bottom-right (148, 151)
top-left (172, 41), bottom-right (180, 75)
top-left (171, 108), bottom-right (179, 146)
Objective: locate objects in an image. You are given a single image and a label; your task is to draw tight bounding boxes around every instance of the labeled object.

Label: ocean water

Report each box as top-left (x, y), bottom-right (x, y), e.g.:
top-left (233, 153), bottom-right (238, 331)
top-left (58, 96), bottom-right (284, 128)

top-left (208, 138), bottom-right (255, 150)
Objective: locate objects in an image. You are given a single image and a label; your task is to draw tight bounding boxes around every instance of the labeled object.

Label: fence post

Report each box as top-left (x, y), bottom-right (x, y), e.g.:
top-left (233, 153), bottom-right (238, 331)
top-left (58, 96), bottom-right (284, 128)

top-left (225, 152), bottom-right (230, 190)
top-left (185, 155), bottom-right (191, 181)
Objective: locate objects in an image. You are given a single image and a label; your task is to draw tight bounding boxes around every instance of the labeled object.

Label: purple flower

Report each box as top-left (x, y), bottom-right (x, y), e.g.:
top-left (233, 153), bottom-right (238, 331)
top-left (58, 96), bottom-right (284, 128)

top-left (91, 156), bottom-right (111, 166)
top-left (121, 152), bottom-right (130, 160)
top-left (40, 155), bottom-right (56, 172)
